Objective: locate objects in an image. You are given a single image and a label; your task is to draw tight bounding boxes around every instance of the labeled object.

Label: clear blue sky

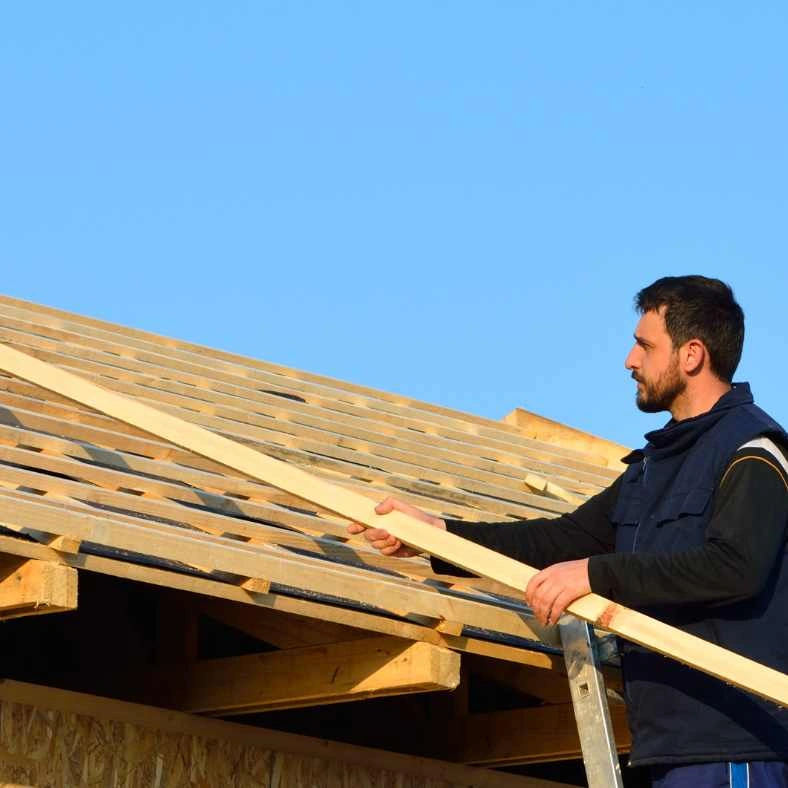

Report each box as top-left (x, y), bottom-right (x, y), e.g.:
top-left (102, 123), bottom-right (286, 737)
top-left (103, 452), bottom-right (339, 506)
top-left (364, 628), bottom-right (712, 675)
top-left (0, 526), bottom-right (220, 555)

top-left (2, 2), bottom-right (786, 448)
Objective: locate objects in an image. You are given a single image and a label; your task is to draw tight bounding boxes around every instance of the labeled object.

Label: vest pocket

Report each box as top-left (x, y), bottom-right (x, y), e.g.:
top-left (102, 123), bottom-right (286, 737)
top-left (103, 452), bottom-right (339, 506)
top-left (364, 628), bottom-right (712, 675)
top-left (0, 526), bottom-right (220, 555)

top-left (650, 486), bottom-right (714, 525)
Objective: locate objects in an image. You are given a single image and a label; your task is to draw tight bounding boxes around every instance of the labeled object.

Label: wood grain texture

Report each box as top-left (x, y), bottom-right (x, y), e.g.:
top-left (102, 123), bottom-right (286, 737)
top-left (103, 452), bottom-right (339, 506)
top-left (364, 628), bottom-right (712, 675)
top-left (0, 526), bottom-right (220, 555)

top-left (145, 636), bottom-right (460, 715)
top-left (0, 681), bottom-right (562, 787)
top-left (0, 559), bottom-right (77, 619)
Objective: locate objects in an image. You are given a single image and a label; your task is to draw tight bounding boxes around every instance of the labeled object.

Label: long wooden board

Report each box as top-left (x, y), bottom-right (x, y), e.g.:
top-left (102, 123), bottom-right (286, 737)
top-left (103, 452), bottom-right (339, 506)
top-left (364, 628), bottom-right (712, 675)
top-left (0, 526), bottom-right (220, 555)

top-left (1, 342), bottom-right (787, 707)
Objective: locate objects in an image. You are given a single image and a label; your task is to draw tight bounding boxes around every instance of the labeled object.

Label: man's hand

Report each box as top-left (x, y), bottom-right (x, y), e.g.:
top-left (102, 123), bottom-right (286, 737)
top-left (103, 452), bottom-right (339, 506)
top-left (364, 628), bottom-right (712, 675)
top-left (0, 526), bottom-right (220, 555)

top-left (346, 496), bottom-right (446, 557)
top-left (525, 559), bottom-right (591, 626)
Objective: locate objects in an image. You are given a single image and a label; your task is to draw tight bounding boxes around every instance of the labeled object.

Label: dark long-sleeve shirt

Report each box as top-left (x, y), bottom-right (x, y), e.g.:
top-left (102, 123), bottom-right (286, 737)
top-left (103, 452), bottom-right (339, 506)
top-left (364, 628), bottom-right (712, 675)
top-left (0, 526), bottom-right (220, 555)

top-left (432, 444), bottom-right (788, 608)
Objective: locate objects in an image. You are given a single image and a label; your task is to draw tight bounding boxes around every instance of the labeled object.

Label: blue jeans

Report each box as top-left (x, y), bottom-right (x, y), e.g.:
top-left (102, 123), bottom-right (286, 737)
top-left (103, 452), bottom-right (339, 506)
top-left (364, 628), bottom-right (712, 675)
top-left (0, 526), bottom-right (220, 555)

top-left (651, 762), bottom-right (788, 787)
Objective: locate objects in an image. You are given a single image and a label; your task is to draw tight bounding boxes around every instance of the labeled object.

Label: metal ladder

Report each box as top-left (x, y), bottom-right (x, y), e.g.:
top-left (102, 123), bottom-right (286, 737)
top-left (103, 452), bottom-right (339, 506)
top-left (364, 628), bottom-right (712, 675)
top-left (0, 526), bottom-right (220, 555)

top-left (558, 618), bottom-right (624, 787)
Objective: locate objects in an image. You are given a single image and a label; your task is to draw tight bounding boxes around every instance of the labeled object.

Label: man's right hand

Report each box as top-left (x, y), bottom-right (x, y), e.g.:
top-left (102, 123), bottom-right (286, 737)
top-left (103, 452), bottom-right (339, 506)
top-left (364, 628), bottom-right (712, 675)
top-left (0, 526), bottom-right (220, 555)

top-left (346, 496), bottom-right (447, 558)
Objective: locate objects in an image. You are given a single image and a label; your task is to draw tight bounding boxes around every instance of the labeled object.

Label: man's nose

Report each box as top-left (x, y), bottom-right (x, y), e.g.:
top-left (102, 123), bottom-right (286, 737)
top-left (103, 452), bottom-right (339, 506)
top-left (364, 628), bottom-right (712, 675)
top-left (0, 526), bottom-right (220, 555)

top-left (624, 346), bottom-right (638, 370)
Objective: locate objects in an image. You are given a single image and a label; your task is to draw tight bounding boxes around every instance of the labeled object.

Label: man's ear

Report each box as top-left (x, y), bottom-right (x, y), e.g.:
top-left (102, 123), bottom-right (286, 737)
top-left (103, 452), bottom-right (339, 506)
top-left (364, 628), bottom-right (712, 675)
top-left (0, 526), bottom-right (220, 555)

top-left (682, 339), bottom-right (706, 375)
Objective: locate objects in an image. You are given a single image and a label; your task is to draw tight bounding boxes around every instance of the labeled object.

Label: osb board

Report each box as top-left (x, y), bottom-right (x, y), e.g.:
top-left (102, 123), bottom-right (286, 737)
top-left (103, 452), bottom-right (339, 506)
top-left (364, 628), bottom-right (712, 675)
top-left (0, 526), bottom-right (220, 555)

top-left (0, 702), bottom-right (455, 788)
top-left (0, 683), bottom-right (552, 788)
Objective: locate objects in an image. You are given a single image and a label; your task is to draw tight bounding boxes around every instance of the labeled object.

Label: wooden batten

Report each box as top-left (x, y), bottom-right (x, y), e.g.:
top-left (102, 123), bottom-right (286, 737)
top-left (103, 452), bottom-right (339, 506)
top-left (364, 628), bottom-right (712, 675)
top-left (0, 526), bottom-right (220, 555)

top-left (144, 636), bottom-right (461, 715)
top-left (0, 559), bottom-right (77, 620)
top-left (503, 407), bottom-right (629, 471)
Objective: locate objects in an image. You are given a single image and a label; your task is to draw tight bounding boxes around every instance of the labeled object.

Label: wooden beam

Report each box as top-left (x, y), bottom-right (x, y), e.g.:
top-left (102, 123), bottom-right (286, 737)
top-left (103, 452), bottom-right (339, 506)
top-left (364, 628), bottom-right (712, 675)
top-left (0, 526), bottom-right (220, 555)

top-left (1, 344), bottom-right (785, 708)
top-left (0, 487), bottom-right (549, 647)
top-left (0, 558), bottom-right (77, 620)
top-left (0, 533), bottom-right (553, 668)
top-left (141, 636), bottom-right (459, 715)
top-left (446, 702), bottom-right (631, 766)
top-left (503, 408), bottom-right (629, 471)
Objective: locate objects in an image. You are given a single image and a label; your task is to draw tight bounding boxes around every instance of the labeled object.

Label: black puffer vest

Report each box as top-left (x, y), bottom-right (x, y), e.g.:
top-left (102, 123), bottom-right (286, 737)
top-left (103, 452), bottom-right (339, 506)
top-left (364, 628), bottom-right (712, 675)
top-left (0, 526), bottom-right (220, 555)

top-left (612, 383), bottom-right (788, 766)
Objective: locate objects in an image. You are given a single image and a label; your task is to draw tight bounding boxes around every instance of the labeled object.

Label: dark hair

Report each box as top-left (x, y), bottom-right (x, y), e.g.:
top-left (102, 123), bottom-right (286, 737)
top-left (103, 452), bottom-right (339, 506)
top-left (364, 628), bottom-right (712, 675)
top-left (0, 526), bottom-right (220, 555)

top-left (635, 275), bottom-right (745, 382)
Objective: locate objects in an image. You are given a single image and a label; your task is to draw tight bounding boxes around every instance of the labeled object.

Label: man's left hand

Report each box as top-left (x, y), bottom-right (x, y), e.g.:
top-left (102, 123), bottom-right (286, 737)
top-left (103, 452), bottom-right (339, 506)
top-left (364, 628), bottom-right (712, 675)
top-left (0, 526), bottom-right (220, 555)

top-left (525, 558), bottom-right (591, 626)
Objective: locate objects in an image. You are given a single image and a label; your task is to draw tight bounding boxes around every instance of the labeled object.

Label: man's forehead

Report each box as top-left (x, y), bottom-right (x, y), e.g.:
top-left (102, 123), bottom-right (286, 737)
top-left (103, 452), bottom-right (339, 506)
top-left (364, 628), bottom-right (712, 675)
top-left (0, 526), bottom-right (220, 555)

top-left (634, 308), bottom-right (669, 340)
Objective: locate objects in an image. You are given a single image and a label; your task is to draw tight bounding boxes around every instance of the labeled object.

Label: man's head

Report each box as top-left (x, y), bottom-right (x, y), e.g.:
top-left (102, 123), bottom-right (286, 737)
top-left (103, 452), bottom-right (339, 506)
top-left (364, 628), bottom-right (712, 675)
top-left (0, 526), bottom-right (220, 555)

top-left (625, 276), bottom-right (745, 416)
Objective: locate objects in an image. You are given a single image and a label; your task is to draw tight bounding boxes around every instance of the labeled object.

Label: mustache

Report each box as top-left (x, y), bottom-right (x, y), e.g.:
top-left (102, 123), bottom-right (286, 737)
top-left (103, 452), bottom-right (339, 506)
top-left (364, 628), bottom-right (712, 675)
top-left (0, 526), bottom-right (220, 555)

top-left (631, 372), bottom-right (644, 383)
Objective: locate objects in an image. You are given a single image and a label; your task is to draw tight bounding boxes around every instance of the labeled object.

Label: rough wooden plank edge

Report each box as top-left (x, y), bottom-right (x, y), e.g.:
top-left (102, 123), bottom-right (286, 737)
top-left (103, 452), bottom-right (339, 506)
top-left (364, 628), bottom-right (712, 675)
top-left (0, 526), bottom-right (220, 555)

top-left (2, 343), bottom-right (787, 707)
top-left (0, 559), bottom-right (77, 620)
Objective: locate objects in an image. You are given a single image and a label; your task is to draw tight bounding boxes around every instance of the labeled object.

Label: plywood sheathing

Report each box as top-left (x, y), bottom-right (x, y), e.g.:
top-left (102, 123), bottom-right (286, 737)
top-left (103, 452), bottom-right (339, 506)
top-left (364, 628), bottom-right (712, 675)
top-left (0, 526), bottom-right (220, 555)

top-left (0, 680), bottom-right (566, 788)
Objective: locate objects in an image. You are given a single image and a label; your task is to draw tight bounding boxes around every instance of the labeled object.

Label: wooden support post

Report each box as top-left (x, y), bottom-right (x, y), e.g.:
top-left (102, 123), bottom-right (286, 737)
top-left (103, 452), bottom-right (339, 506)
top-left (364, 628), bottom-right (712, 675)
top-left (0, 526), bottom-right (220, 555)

top-left (144, 636), bottom-right (460, 715)
top-left (2, 344), bottom-right (788, 706)
top-left (0, 559), bottom-right (77, 620)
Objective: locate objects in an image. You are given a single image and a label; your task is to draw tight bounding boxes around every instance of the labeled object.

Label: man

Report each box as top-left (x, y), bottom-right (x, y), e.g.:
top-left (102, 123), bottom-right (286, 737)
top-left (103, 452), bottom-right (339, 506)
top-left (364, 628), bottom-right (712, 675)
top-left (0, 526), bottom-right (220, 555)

top-left (348, 276), bottom-right (788, 787)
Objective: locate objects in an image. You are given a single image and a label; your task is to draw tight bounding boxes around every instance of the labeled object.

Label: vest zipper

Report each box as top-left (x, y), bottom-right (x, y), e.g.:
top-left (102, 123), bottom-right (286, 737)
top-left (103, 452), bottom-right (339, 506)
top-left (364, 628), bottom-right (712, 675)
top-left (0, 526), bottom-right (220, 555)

top-left (632, 457), bottom-right (648, 552)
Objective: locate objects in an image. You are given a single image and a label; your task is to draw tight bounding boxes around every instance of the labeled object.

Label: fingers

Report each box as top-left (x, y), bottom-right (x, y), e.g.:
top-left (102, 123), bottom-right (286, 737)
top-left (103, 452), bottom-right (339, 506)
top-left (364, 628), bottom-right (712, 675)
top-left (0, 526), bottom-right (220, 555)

top-left (346, 497), bottom-right (435, 559)
top-left (525, 566), bottom-right (586, 626)
top-left (375, 496), bottom-right (398, 515)
top-left (525, 570), bottom-right (563, 626)
top-left (525, 572), bottom-right (553, 625)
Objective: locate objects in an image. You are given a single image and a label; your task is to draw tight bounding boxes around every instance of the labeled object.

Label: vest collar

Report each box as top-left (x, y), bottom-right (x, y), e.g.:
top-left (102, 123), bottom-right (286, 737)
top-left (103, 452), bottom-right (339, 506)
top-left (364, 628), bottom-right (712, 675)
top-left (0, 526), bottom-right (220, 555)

top-left (622, 382), bottom-right (754, 464)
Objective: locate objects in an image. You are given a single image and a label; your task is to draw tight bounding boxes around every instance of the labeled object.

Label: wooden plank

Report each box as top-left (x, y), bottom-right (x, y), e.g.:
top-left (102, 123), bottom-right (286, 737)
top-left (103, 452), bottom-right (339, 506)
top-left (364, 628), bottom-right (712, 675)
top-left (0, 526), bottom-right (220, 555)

top-left (0, 339), bottom-right (577, 519)
top-left (0, 455), bottom-right (506, 614)
top-left (0, 421), bottom-right (526, 600)
top-left (0, 299), bottom-right (617, 476)
top-left (446, 702), bottom-right (631, 766)
top-left (523, 473), bottom-right (583, 506)
top-left (144, 636), bottom-right (460, 715)
top-left (0, 679), bottom-right (565, 788)
top-left (0, 336), bottom-right (610, 492)
top-left (0, 532), bottom-right (557, 668)
top-left (2, 345), bottom-right (785, 708)
top-left (0, 488), bottom-right (549, 645)
top-left (0, 387), bottom-right (502, 523)
top-left (0, 559), bottom-right (77, 619)
top-left (504, 407), bottom-right (629, 471)
top-left (0, 373), bottom-right (611, 499)
top-left (0, 323), bottom-right (618, 493)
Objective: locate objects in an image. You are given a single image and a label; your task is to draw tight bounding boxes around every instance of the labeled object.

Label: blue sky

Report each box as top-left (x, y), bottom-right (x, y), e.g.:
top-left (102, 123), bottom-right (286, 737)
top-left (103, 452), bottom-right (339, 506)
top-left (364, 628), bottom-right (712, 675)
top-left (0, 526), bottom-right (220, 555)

top-left (2, 2), bottom-right (786, 448)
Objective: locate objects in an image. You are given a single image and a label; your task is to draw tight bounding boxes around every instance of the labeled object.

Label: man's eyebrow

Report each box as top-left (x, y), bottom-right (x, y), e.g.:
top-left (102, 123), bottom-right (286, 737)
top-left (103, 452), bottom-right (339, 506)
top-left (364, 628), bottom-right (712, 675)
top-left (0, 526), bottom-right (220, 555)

top-left (634, 333), bottom-right (653, 347)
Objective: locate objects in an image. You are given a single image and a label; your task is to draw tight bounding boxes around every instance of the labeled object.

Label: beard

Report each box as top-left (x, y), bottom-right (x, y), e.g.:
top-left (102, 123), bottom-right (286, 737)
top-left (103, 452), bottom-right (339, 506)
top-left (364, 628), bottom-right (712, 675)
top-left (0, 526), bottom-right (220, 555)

top-left (633, 357), bottom-right (686, 413)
